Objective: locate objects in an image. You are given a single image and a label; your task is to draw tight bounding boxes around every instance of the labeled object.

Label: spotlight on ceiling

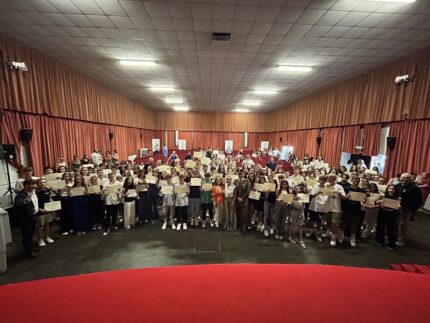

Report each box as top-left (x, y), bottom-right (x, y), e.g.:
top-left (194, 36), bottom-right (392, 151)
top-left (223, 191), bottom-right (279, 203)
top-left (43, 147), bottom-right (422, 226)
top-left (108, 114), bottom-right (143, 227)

top-left (277, 65), bottom-right (313, 72)
top-left (149, 87), bottom-right (176, 92)
top-left (119, 60), bottom-right (157, 66)
top-left (234, 108), bottom-right (250, 113)
top-left (253, 89), bottom-right (278, 95)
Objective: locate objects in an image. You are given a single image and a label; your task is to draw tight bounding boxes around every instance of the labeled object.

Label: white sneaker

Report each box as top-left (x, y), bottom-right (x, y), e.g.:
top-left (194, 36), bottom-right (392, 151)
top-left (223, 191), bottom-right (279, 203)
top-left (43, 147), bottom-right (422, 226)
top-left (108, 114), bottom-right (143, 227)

top-left (350, 239), bottom-right (357, 248)
top-left (162, 222), bottom-right (167, 230)
top-left (38, 239), bottom-right (46, 247)
top-left (172, 224), bottom-right (176, 230)
top-left (177, 223), bottom-right (182, 230)
top-left (125, 226), bottom-right (131, 230)
top-left (190, 218), bottom-right (194, 226)
top-left (330, 239), bottom-right (336, 247)
top-left (62, 232), bottom-right (68, 236)
top-left (215, 223), bottom-right (219, 228)
top-left (183, 223), bottom-right (188, 230)
top-left (264, 230), bottom-right (269, 237)
top-left (395, 240), bottom-right (405, 247)
top-left (202, 222), bottom-right (206, 228)
top-left (210, 220), bottom-right (214, 227)
top-left (103, 231), bottom-right (109, 237)
top-left (270, 228), bottom-right (274, 235)
top-left (45, 237), bottom-right (54, 243)
top-left (299, 241), bottom-right (306, 249)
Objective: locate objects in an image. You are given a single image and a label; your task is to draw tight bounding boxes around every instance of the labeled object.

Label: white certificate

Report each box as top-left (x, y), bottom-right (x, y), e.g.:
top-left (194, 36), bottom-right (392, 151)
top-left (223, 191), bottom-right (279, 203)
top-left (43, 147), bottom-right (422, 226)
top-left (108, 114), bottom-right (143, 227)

top-left (83, 176), bottom-right (92, 185)
top-left (70, 187), bottom-right (86, 197)
top-left (297, 193), bottom-right (310, 204)
top-left (278, 192), bottom-right (294, 203)
top-left (175, 185), bottom-right (188, 194)
top-left (305, 178), bottom-right (318, 187)
top-left (263, 182), bottom-right (276, 192)
top-left (102, 169), bottom-right (111, 176)
top-left (349, 191), bottom-right (366, 202)
top-left (158, 165), bottom-right (170, 173)
top-left (249, 190), bottom-right (261, 200)
top-left (44, 173), bottom-right (62, 182)
top-left (321, 187), bottom-right (336, 197)
top-left (87, 185), bottom-right (101, 194)
top-left (185, 160), bottom-right (196, 169)
top-left (159, 180), bottom-right (168, 187)
top-left (146, 176), bottom-right (157, 184)
top-left (202, 183), bottom-right (213, 191)
top-left (201, 157), bottom-right (211, 165)
top-left (44, 201), bottom-right (62, 212)
top-left (127, 189), bottom-right (137, 198)
top-left (378, 185), bottom-right (387, 194)
top-left (191, 178), bottom-right (202, 186)
top-left (365, 169), bottom-right (378, 175)
top-left (48, 180), bottom-right (66, 190)
top-left (382, 198), bottom-right (401, 210)
top-left (253, 183), bottom-right (265, 192)
top-left (193, 151), bottom-right (203, 159)
top-left (161, 185), bottom-right (174, 194)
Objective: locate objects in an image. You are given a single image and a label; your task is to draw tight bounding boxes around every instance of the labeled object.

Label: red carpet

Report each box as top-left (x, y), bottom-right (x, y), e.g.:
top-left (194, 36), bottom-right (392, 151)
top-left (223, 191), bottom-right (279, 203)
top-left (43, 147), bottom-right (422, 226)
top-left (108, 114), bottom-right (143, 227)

top-left (1, 264), bottom-right (429, 322)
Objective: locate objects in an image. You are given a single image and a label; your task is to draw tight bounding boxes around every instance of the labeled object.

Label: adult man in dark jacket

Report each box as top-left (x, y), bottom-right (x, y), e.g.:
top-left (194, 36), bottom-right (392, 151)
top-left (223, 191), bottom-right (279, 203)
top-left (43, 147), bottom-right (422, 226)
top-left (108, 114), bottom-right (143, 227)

top-left (395, 173), bottom-right (423, 246)
top-left (14, 179), bottom-right (39, 258)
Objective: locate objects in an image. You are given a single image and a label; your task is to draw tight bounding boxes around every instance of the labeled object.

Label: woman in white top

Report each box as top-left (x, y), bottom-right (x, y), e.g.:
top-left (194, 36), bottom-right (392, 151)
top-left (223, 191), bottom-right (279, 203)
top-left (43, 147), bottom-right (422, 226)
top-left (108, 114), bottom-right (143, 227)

top-left (174, 174), bottom-right (189, 230)
top-left (224, 175), bottom-right (236, 232)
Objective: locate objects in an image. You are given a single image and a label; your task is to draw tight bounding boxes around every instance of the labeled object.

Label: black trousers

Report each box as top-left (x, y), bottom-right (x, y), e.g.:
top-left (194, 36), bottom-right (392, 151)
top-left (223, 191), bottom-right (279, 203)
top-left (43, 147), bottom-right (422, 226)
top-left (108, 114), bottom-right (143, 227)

top-left (376, 209), bottom-right (398, 248)
top-left (148, 191), bottom-right (159, 220)
top-left (20, 217), bottom-right (36, 255)
top-left (105, 204), bottom-right (119, 231)
top-left (176, 206), bottom-right (188, 223)
top-left (201, 202), bottom-right (214, 221)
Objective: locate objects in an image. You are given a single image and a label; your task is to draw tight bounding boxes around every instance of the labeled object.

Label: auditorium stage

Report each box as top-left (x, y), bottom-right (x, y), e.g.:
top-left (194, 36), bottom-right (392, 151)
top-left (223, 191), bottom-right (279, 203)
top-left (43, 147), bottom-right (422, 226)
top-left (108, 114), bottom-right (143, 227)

top-left (0, 264), bottom-right (429, 322)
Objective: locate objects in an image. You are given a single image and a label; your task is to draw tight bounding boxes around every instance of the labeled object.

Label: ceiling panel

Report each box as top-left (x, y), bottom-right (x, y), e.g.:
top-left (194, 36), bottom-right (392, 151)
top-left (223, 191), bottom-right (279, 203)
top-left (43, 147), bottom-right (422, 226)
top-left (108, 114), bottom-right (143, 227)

top-left (0, 0), bottom-right (429, 113)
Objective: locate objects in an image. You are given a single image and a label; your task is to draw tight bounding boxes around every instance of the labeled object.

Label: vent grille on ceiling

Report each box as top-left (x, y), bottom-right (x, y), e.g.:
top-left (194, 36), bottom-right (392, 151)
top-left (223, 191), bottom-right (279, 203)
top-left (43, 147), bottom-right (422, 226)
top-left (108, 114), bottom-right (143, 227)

top-left (212, 32), bottom-right (231, 41)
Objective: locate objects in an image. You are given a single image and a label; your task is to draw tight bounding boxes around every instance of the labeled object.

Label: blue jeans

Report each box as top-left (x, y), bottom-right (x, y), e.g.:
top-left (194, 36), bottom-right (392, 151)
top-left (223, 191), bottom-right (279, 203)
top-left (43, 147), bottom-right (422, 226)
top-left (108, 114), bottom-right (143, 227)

top-left (264, 201), bottom-right (275, 230)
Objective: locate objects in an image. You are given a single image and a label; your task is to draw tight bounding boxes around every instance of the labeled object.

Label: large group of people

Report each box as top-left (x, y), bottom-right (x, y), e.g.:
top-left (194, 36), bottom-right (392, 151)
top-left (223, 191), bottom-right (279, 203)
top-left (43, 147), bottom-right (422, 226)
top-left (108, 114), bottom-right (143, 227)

top-left (13, 147), bottom-right (428, 259)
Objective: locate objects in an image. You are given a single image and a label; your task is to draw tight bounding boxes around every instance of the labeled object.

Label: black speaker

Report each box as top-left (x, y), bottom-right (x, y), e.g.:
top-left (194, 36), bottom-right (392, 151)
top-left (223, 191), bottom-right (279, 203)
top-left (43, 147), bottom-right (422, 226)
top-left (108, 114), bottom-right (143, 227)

top-left (387, 137), bottom-right (397, 150)
top-left (0, 144), bottom-right (16, 160)
top-left (108, 132), bottom-right (114, 140)
top-left (316, 136), bottom-right (322, 145)
top-left (21, 128), bottom-right (33, 142)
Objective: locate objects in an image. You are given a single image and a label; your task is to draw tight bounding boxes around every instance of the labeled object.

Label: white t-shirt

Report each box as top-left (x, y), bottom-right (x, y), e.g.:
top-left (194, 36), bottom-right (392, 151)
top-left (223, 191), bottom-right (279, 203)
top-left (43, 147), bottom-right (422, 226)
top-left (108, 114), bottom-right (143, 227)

top-left (312, 160), bottom-right (325, 169)
top-left (309, 185), bottom-right (329, 213)
top-left (103, 181), bottom-right (121, 205)
top-left (325, 183), bottom-right (345, 213)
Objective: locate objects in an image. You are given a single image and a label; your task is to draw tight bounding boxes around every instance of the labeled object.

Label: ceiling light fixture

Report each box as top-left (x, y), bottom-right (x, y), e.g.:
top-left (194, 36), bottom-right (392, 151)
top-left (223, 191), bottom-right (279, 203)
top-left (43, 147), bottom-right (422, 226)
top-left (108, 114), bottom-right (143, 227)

top-left (149, 87), bottom-right (176, 92)
top-left (119, 60), bottom-right (157, 66)
top-left (241, 101), bottom-right (261, 106)
top-left (173, 106), bottom-right (189, 112)
top-left (368, 0), bottom-right (415, 3)
top-left (234, 108), bottom-right (250, 113)
top-left (164, 98), bottom-right (184, 104)
top-left (253, 89), bottom-right (278, 95)
top-left (277, 65), bottom-right (313, 72)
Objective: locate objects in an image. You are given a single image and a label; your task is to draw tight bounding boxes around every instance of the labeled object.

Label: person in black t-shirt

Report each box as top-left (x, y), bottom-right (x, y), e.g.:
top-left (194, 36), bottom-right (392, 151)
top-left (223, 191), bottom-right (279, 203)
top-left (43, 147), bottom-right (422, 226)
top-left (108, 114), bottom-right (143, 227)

top-left (36, 178), bottom-right (55, 247)
top-left (342, 177), bottom-right (366, 247)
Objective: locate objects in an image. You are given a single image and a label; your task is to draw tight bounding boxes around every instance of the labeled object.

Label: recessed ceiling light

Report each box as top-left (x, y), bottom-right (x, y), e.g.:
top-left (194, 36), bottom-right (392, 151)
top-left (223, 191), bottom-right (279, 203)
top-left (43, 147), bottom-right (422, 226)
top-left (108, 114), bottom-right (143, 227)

top-left (241, 101), bottom-right (261, 106)
top-left (173, 106), bottom-right (189, 111)
top-left (165, 98), bottom-right (184, 104)
top-left (149, 86), bottom-right (176, 92)
top-left (368, 0), bottom-right (415, 3)
top-left (119, 60), bottom-right (157, 66)
top-left (277, 65), bottom-right (313, 72)
top-left (253, 89), bottom-right (278, 95)
top-left (234, 108), bottom-right (250, 113)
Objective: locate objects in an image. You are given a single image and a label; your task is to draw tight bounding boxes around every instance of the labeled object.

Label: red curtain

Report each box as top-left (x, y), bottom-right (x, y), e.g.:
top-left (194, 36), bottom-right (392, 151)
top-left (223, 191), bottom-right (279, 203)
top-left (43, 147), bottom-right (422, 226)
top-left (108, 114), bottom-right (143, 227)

top-left (320, 127), bottom-right (343, 167)
top-left (1, 110), bottom-right (155, 175)
top-left (342, 125), bottom-right (361, 153)
top-left (385, 119), bottom-right (430, 178)
top-left (363, 124), bottom-right (381, 156)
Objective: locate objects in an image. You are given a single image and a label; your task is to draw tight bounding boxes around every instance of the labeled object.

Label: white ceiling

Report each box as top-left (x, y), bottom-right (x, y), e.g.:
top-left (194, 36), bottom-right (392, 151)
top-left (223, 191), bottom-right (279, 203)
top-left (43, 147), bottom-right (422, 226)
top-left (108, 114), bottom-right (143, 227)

top-left (0, 0), bottom-right (430, 113)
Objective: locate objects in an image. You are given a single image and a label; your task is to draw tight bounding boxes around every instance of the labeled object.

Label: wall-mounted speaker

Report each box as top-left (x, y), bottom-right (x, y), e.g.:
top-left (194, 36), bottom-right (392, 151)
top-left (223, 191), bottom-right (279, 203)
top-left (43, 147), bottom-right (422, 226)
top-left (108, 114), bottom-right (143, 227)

top-left (108, 132), bottom-right (114, 141)
top-left (0, 144), bottom-right (16, 160)
top-left (21, 128), bottom-right (33, 142)
top-left (387, 137), bottom-right (397, 150)
top-left (316, 136), bottom-right (322, 145)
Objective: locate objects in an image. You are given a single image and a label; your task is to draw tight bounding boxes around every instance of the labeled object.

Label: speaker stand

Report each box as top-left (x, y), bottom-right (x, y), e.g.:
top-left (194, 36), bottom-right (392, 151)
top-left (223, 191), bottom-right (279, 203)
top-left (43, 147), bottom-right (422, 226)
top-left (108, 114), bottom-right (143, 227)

top-left (1, 158), bottom-right (15, 205)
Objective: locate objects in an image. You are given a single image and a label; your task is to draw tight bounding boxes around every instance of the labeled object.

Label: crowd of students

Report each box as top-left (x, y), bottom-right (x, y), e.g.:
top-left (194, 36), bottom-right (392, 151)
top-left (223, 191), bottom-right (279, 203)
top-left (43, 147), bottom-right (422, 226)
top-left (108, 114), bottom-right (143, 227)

top-left (13, 148), bottom-right (428, 258)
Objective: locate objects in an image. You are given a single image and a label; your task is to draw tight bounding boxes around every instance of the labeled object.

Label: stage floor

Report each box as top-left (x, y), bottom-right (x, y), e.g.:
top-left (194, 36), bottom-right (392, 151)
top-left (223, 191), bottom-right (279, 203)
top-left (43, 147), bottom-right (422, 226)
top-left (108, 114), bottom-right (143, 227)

top-left (1, 213), bottom-right (429, 285)
top-left (1, 264), bottom-right (429, 322)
